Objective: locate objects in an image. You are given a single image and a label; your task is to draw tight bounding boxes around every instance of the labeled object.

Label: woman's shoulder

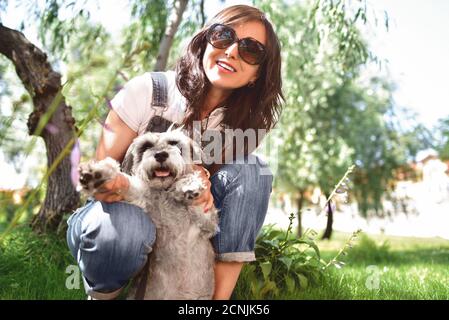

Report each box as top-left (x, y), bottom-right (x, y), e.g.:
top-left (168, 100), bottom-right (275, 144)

top-left (126, 70), bottom-right (176, 89)
top-left (156, 70), bottom-right (187, 122)
top-left (132, 70), bottom-right (186, 132)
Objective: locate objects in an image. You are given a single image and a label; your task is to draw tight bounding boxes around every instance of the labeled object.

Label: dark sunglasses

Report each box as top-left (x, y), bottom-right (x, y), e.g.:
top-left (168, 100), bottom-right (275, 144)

top-left (205, 23), bottom-right (266, 65)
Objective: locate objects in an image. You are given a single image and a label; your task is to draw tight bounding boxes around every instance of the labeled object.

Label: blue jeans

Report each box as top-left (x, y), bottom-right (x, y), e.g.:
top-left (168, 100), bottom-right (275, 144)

top-left (67, 154), bottom-right (273, 298)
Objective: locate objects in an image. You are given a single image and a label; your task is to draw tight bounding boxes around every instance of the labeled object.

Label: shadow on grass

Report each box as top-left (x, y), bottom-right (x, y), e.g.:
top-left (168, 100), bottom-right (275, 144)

top-left (340, 234), bottom-right (449, 266)
top-left (0, 225), bottom-right (85, 300)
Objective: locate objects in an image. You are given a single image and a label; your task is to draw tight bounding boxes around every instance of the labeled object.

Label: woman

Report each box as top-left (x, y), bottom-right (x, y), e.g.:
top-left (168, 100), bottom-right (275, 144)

top-left (67, 4), bottom-right (283, 300)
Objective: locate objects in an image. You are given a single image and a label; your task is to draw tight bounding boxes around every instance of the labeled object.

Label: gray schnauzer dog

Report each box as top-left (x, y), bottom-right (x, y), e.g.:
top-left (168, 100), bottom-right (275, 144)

top-left (78, 128), bottom-right (219, 299)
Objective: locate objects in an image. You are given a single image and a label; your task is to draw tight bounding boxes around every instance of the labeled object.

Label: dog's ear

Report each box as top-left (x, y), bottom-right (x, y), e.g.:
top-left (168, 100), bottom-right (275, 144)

top-left (166, 122), bottom-right (176, 132)
top-left (166, 122), bottom-right (185, 133)
top-left (121, 144), bottom-right (135, 175)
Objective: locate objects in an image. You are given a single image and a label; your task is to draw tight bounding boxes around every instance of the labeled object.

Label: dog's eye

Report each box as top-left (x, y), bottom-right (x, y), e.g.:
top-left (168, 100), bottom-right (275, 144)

top-left (139, 142), bottom-right (154, 153)
top-left (167, 140), bottom-right (179, 146)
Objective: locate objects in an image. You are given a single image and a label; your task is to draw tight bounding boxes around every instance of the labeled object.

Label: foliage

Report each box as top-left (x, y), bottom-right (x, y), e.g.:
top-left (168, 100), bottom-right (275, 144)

top-left (258, 0), bottom-right (374, 197)
top-left (240, 213), bottom-right (361, 299)
top-left (0, 190), bottom-right (43, 230)
top-left (246, 219), bottom-right (324, 298)
top-left (122, 0), bottom-right (168, 70)
top-left (434, 117), bottom-right (449, 160)
top-left (338, 78), bottom-right (431, 215)
top-left (257, 0), bottom-right (429, 220)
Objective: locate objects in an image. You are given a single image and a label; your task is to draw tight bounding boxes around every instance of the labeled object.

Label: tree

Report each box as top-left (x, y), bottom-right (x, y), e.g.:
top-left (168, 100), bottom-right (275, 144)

top-left (0, 0), bottom-right (196, 233)
top-left (0, 24), bottom-right (79, 233)
top-left (257, 0), bottom-right (371, 237)
top-left (258, 0), bottom-right (430, 239)
top-left (343, 77), bottom-right (432, 217)
top-left (435, 117), bottom-right (449, 160)
top-left (154, 0), bottom-right (189, 71)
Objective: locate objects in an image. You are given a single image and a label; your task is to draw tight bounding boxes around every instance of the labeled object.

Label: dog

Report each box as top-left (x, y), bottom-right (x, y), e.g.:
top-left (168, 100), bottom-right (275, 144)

top-left (78, 128), bottom-right (219, 299)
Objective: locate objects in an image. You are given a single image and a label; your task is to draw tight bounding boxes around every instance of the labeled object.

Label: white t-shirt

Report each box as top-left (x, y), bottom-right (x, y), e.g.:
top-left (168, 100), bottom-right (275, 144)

top-left (110, 70), bottom-right (256, 164)
top-left (110, 70), bottom-right (188, 135)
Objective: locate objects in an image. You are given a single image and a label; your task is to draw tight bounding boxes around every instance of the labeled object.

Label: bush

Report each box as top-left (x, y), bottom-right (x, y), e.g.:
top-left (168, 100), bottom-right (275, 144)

top-left (233, 214), bottom-right (362, 299)
top-left (234, 214), bottom-right (325, 299)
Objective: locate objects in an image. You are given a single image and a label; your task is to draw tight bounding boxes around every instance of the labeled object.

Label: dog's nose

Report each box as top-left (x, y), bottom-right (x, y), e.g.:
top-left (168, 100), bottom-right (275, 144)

top-left (154, 151), bottom-right (169, 163)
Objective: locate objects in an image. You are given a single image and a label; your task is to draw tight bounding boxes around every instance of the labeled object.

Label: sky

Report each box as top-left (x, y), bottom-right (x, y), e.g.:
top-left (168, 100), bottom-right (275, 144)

top-left (366, 0), bottom-right (449, 128)
top-left (1, 0), bottom-right (449, 188)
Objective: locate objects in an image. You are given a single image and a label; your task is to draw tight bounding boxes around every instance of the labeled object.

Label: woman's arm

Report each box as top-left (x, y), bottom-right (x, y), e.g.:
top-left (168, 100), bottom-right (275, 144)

top-left (96, 110), bottom-right (138, 161)
top-left (93, 110), bottom-right (137, 202)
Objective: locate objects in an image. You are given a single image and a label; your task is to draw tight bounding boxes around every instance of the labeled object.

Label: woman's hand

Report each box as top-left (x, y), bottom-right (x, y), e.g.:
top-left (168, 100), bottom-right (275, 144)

top-left (93, 173), bottom-right (130, 203)
top-left (192, 165), bottom-right (214, 213)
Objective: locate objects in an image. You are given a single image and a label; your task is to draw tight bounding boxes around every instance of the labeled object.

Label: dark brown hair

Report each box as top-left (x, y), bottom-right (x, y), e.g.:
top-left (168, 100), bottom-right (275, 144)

top-left (176, 5), bottom-right (284, 136)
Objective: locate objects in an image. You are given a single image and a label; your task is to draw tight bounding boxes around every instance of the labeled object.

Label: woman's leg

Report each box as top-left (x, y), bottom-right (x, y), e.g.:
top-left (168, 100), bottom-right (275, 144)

top-left (210, 154), bottom-right (273, 299)
top-left (66, 199), bottom-right (156, 299)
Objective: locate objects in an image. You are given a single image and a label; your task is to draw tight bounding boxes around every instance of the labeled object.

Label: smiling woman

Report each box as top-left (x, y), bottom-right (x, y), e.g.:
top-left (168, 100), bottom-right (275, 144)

top-left (66, 4), bottom-right (284, 300)
top-left (178, 5), bottom-right (283, 135)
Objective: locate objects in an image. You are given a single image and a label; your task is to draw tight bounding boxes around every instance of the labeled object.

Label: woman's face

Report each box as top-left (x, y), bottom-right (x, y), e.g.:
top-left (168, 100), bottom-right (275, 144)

top-left (202, 20), bottom-right (266, 93)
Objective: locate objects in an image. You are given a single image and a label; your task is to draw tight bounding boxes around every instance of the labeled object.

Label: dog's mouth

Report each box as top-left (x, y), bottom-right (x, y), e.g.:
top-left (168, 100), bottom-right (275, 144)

top-left (150, 167), bottom-right (175, 179)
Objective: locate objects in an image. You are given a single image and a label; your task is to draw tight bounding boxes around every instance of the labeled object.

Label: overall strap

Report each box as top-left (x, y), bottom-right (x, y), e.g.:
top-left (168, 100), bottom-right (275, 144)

top-left (145, 72), bottom-right (171, 132)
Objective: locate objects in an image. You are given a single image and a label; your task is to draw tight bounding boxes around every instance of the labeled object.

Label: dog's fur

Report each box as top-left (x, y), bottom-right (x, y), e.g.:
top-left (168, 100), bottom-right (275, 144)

top-left (78, 129), bottom-right (219, 299)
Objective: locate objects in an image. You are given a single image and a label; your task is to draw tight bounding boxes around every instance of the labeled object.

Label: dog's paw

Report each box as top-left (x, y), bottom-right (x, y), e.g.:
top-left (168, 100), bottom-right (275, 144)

top-left (172, 172), bottom-right (206, 202)
top-left (78, 157), bottom-right (121, 194)
top-left (184, 188), bottom-right (202, 201)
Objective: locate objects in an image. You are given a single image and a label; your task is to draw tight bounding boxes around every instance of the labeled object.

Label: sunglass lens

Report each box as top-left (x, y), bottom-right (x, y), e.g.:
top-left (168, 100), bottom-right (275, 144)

top-left (239, 38), bottom-right (265, 65)
top-left (208, 25), bottom-right (235, 49)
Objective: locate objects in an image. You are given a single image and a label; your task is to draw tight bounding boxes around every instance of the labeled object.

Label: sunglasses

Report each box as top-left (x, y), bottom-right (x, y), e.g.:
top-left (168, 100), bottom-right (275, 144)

top-left (205, 23), bottom-right (266, 65)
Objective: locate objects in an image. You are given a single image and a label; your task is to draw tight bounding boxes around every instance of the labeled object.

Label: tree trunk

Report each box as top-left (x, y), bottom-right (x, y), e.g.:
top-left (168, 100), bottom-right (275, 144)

top-left (0, 24), bottom-right (80, 233)
top-left (199, 0), bottom-right (206, 27)
top-left (296, 190), bottom-right (305, 238)
top-left (321, 193), bottom-right (334, 240)
top-left (154, 0), bottom-right (189, 71)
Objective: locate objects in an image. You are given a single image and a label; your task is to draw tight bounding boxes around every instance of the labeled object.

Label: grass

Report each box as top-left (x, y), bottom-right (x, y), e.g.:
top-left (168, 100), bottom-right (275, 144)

top-left (234, 231), bottom-right (449, 300)
top-left (0, 226), bottom-right (85, 300)
top-left (1, 223), bottom-right (448, 300)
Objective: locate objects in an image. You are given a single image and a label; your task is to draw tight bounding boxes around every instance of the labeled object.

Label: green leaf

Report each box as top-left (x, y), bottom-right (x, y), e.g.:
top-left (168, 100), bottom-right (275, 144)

top-left (261, 239), bottom-right (280, 249)
top-left (296, 273), bottom-right (309, 289)
top-left (278, 256), bottom-right (293, 271)
top-left (285, 276), bottom-right (296, 293)
top-left (260, 261), bottom-right (272, 281)
top-left (260, 280), bottom-right (279, 297)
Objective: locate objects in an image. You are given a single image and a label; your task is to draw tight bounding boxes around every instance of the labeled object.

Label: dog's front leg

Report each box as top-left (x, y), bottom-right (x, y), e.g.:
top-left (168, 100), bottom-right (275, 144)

top-left (78, 157), bottom-right (146, 207)
top-left (123, 175), bottom-right (147, 208)
top-left (171, 171), bottom-right (206, 203)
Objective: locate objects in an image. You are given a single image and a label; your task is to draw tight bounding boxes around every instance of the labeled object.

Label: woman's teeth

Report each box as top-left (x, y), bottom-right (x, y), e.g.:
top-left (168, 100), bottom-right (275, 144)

top-left (216, 61), bottom-right (236, 72)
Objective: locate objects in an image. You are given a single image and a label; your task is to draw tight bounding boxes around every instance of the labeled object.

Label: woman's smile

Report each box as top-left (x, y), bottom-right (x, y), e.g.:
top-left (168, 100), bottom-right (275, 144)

top-left (216, 60), bottom-right (237, 73)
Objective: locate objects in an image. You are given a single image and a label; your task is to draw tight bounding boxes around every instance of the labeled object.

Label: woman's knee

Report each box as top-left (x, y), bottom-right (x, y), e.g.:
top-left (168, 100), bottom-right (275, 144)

top-left (211, 154), bottom-right (273, 203)
top-left (67, 200), bottom-right (156, 292)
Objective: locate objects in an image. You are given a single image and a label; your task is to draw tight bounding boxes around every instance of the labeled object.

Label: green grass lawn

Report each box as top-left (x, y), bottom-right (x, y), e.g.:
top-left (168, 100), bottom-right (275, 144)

top-left (1, 225), bottom-right (448, 300)
top-left (234, 231), bottom-right (449, 300)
